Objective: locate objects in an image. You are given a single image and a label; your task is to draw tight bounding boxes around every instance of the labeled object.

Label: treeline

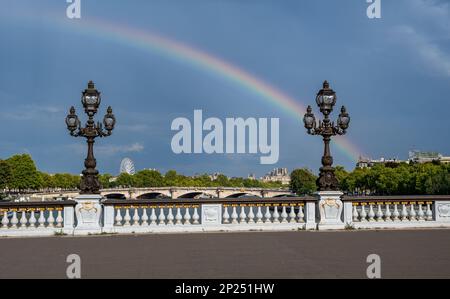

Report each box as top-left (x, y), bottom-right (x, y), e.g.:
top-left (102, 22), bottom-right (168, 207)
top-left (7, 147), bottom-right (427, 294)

top-left (289, 163), bottom-right (450, 196)
top-left (336, 163), bottom-right (450, 195)
top-left (100, 170), bottom-right (284, 189)
top-left (0, 154), bottom-right (284, 192)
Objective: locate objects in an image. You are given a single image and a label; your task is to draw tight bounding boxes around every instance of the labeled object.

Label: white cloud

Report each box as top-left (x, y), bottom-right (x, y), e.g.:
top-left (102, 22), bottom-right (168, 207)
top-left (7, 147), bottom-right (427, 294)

top-left (0, 104), bottom-right (62, 121)
top-left (410, 0), bottom-right (449, 34)
top-left (66, 142), bottom-right (145, 156)
top-left (393, 25), bottom-right (450, 77)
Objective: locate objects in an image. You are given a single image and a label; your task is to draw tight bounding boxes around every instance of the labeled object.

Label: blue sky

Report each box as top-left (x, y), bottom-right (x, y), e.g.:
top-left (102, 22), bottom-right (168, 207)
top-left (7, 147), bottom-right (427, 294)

top-left (0, 0), bottom-right (449, 177)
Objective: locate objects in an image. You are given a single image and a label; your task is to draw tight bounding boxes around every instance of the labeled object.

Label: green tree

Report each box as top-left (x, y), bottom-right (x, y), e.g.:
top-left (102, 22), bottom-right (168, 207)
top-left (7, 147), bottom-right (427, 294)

top-left (6, 154), bottom-right (43, 190)
top-left (99, 174), bottom-right (113, 189)
top-left (134, 170), bottom-right (164, 187)
top-left (0, 160), bottom-right (12, 190)
top-left (290, 168), bottom-right (317, 195)
top-left (115, 173), bottom-right (136, 187)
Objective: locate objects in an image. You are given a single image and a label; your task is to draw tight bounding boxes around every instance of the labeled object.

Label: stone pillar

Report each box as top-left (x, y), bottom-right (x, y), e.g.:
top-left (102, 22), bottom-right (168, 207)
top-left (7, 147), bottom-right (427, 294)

top-left (316, 191), bottom-right (345, 230)
top-left (170, 188), bottom-right (177, 199)
top-left (63, 205), bottom-right (75, 235)
top-left (434, 201), bottom-right (450, 222)
top-left (73, 195), bottom-right (103, 235)
top-left (103, 205), bottom-right (115, 233)
top-left (343, 201), bottom-right (353, 226)
top-left (305, 201), bottom-right (317, 230)
top-left (201, 204), bottom-right (222, 226)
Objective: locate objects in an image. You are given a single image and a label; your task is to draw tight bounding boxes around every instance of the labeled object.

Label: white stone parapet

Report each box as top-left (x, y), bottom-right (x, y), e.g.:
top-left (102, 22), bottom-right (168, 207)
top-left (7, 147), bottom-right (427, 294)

top-left (1, 195), bottom-right (450, 237)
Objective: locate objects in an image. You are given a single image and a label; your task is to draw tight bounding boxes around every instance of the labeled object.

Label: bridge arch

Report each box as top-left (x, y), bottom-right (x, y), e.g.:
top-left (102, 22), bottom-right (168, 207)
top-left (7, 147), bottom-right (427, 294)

top-left (177, 192), bottom-right (215, 199)
top-left (272, 194), bottom-right (295, 198)
top-left (104, 193), bottom-right (127, 200)
top-left (225, 193), bottom-right (262, 198)
top-left (137, 192), bottom-right (171, 199)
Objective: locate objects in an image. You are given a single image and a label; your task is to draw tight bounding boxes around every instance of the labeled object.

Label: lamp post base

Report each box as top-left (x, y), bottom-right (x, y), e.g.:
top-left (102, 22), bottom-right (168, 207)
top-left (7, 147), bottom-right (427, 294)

top-left (73, 195), bottom-right (103, 235)
top-left (316, 191), bottom-right (345, 230)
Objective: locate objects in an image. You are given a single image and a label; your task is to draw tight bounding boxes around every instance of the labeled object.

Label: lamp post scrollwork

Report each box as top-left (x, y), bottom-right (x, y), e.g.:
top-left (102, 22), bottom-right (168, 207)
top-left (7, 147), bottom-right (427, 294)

top-left (303, 81), bottom-right (350, 191)
top-left (65, 81), bottom-right (116, 194)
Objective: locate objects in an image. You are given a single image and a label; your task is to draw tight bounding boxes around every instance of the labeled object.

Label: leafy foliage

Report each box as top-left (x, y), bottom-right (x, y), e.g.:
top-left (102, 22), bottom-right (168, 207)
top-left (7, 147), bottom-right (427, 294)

top-left (340, 163), bottom-right (450, 195)
top-left (290, 168), bottom-right (317, 195)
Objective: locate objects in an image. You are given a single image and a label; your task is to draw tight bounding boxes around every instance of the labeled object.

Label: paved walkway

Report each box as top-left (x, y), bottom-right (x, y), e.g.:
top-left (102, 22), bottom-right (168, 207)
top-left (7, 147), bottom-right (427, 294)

top-left (0, 230), bottom-right (449, 278)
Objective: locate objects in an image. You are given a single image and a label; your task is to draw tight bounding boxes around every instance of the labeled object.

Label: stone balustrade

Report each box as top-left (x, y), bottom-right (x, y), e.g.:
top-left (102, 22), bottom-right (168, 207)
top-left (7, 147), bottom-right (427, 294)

top-left (0, 201), bottom-right (76, 237)
top-left (342, 195), bottom-right (450, 229)
top-left (102, 198), bottom-right (313, 233)
top-left (0, 195), bottom-right (449, 237)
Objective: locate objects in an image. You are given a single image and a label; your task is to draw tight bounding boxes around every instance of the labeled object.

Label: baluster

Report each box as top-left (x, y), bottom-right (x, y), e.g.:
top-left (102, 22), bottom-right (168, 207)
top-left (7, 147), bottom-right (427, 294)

top-left (256, 206), bottom-right (263, 224)
top-left (426, 203), bottom-right (433, 221)
top-left (368, 205), bottom-right (375, 222)
top-left (353, 205), bottom-right (359, 222)
top-left (158, 207), bottom-right (166, 225)
top-left (231, 206), bottom-right (238, 224)
top-left (132, 208), bottom-right (140, 226)
top-left (393, 204), bottom-right (400, 221)
top-left (239, 206), bottom-right (247, 224)
top-left (409, 204), bottom-right (417, 221)
top-left (11, 211), bottom-right (18, 228)
top-left (247, 206), bottom-right (255, 224)
top-left (192, 206), bottom-right (200, 224)
top-left (167, 207), bottom-right (174, 225)
top-left (124, 208), bottom-right (131, 226)
top-left (376, 204), bottom-right (384, 222)
top-left (141, 208), bottom-right (149, 226)
top-left (47, 209), bottom-right (55, 227)
top-left (289, 205), bottom-right (296, 223)
top-left (273, 206), bottom-right (280, 223)
top-left (150, 208), bottom-right (157, 225)
top-left (183, 206), bottom-right (192, 225)
top-left (20, 210), bottom-right (28, 228)
top-left (175, 207), bottom-right (183, 225)
top-left (223, 206), bottom-right (230, 224)
top-left (115, 208), bottom-right (123, 226)
top-left (417, 204), bottom-right (425, 221)
top-left (401, 204), bottom-right (408, 221)
top-left (385, 204), bottom-right (392, 222)
top-left (360, 205), bottom-right (367, 222)
top-left (281, 206), bottom-right (288, 223)
top-left (264, 206), bottom-right (272, 223)
top-left (297, 205), bottom-right (305, 223)
top-left (1, 210), bottom-right (10, 228)
top-left (38, 210), bottom-right (46, 228)
top-left (29, 211), bottom-right (37, 228)
top-left (56, 210), bottom-right (63, 228)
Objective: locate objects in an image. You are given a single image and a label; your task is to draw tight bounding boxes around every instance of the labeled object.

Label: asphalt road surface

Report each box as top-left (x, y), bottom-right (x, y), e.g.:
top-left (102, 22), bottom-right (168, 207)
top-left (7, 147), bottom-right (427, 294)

top-left (0, 229), bottom-right (449, 279)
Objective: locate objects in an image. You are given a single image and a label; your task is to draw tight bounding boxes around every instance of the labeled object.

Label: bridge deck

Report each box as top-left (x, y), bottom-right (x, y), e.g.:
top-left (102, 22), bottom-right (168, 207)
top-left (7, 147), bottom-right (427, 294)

top-left (0, 229), bottom-right (449, 278)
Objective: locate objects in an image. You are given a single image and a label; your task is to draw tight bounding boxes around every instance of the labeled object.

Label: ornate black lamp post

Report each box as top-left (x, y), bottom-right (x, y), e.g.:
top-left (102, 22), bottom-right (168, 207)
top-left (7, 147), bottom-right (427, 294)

top-left (303, 81), bottom-right (350, 191)
top-left (66, 81), bottom-right (116, 194)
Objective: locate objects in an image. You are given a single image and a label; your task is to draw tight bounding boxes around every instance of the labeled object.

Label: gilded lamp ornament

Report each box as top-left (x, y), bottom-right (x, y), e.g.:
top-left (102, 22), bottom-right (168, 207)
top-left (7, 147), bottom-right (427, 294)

top-left (303, 81), bottom-right (350, 191)
top-left (65, 81), bottom-right (116, 194)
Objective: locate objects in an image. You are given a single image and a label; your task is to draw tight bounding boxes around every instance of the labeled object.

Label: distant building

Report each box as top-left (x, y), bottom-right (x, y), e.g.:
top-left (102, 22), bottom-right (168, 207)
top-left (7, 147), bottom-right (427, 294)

top-left (208, 173), bottom-right (222, 180)
top-left (248, 173), bottom-right (256, 180)
top-left (408, 150), bottom-right (450, 164)
top-left (357, 151), bottom-right (450, 168)
top-left (356, 157), bottom-right (405, 169)
top-left (261, 168), bottom-right (290, 185)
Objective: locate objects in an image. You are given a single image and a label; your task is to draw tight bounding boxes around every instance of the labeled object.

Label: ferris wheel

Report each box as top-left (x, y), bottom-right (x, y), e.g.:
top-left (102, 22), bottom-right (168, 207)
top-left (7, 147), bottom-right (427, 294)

top-left (120, 158), bottom-right (136, 175)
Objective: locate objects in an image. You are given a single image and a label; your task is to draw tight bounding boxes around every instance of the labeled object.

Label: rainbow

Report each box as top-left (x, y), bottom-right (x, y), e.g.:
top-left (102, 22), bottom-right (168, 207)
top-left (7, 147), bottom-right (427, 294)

top-left (9, 12), bottom-right (363, 162)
